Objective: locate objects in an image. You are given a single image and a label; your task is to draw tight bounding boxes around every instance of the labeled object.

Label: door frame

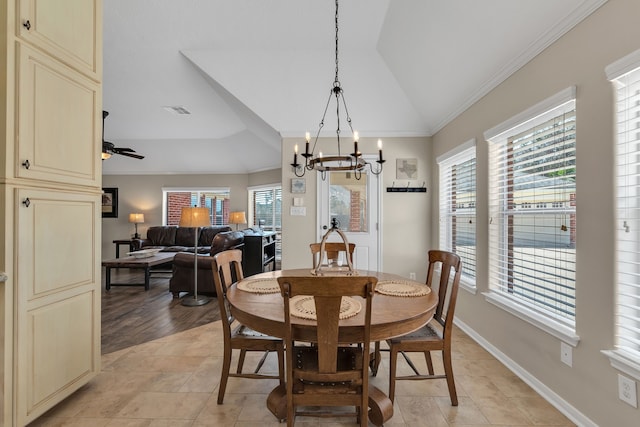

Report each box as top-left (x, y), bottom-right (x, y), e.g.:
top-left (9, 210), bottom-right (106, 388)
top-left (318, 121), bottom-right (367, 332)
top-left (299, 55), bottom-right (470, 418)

top-left (316, 156), bottom-right (383, 272)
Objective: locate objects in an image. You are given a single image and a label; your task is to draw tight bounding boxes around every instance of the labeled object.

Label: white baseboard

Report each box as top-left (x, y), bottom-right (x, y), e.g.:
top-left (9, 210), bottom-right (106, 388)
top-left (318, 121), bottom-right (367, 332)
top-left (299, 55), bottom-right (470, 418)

top-left (454, 318), bottom-right (598, 427)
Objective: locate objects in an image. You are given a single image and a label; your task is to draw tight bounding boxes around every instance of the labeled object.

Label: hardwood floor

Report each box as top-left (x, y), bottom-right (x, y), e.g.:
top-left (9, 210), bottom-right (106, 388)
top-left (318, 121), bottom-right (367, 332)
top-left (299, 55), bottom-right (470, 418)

top-left (101, 268), bottom-right (220, 354)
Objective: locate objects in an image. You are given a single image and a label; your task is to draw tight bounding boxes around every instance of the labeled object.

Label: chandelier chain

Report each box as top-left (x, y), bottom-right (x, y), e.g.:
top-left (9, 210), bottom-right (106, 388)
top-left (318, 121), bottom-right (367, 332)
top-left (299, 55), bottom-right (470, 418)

top-left (335, 0), bottom-right (339, 84)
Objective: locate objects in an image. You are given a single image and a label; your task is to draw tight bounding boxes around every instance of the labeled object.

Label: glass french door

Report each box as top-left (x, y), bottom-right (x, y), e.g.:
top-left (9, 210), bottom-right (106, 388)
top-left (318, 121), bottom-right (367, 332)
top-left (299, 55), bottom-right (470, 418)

top-left (317, 162), bottom-right (381, 271)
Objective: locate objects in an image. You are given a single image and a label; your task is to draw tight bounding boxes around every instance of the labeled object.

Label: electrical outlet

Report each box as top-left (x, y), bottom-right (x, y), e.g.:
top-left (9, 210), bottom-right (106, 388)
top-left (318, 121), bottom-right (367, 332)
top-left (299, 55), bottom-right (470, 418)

top-left (560, 342), bottom-right (572, 367)
top-left (409, 272), bottom-right (416, 280)
top-left (618, 374), bottom-right (638, 408)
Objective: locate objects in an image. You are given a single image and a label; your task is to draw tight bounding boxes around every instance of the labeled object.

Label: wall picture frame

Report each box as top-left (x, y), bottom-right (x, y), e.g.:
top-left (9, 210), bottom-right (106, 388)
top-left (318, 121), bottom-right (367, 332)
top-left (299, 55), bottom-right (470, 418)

top-left (396, 158), bottom-right (418, 180)
top-left (291, 178), bottom-right (306, 194)
top-left (102, 187), bottom-right (118, 218)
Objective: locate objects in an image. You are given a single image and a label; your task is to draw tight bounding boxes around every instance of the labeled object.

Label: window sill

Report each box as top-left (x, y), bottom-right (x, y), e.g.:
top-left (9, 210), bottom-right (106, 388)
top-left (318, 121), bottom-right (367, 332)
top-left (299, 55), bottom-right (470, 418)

top-left (602, 349), bottom-right (640, 381)
top-left (460, 276), bottom-right (477, 295)
top-left (483, 291), bottom-right (580, 346)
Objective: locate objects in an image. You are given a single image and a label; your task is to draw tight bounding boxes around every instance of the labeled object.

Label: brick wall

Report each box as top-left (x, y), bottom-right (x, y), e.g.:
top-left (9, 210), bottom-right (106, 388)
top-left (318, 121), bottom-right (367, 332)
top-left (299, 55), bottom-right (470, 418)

top-left (349, 190), bottom-right (361, 232)
top-left (167, 192), bottom-right (192, 225)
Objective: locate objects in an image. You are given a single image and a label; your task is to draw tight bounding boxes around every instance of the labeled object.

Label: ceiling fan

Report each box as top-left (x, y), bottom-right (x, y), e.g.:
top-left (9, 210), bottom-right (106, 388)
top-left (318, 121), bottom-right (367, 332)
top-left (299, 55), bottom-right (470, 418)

top-left (102, 111), bottom-right (145, 160)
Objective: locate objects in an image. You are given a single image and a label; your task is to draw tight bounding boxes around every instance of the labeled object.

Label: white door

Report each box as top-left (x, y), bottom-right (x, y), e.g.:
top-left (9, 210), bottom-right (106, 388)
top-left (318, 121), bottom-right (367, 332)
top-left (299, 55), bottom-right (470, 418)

top-left (317, 160), bottom-right (381, 272)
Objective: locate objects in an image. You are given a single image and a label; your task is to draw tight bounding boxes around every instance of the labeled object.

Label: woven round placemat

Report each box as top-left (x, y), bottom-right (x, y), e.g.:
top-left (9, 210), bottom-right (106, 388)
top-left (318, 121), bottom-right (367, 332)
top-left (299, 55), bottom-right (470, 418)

top-left (375, 280), bottom-right (431, 297)
top-left (237, 278), bottom-right (280, 294)
top-left (289, 295), bottom-right (361, 320)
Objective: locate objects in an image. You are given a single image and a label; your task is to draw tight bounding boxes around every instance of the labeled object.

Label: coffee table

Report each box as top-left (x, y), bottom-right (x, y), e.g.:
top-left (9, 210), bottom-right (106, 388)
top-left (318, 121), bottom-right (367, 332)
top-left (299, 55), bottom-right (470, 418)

top-left (102, 252), bottom-right (177, 290)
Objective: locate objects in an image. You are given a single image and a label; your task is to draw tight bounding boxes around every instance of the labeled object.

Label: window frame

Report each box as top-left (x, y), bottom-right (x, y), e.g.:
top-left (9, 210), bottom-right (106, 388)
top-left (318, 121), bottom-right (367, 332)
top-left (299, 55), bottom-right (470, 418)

top-left (248, 184), bottom-right (282, 231)
top-left (161, 187), bottom-right (231, 226)
top-left (602, 49), bottom-right (640, 381)
top-left (484, 86), bottom-right (580, 346)
top-left (437, 138), bottom-right (477, 294)
top-left (248, 184), bottom-right (282, 263)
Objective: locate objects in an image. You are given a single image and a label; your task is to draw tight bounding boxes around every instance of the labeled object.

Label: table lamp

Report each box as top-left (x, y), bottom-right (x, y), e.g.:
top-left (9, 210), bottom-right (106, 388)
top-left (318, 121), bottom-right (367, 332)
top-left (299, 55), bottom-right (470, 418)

top-left (229, 211), bottom-right (247, 230)
top-left (179, 206), bottom-right (211, 306)
top-left (128, 213), bottom-right (145, 239)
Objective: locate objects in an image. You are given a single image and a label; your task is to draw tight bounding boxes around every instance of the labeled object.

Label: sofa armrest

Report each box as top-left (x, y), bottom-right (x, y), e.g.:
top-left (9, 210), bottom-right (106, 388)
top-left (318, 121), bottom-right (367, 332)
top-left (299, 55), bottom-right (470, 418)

top-left (131, 238), bottom-right (149, 251)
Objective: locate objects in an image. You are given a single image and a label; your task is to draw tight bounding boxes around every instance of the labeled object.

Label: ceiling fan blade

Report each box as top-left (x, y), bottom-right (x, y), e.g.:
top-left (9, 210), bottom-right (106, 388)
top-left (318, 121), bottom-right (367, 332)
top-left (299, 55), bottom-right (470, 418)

top-left (102, 112), bottom-right (145, 160)
top-left (117, 151), bottom-right (145, 160)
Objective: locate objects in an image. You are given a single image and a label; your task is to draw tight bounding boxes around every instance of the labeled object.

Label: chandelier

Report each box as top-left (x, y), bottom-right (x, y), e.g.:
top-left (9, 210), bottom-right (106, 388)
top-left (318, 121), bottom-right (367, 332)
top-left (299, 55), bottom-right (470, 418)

top-left (290, 0), bottom-right (384, 180)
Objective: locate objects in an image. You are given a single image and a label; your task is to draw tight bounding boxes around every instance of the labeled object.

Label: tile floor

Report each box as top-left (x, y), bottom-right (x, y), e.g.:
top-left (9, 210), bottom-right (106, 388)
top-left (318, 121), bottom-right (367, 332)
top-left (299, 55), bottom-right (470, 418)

top-left (30, 322), bottom-right (576, 426)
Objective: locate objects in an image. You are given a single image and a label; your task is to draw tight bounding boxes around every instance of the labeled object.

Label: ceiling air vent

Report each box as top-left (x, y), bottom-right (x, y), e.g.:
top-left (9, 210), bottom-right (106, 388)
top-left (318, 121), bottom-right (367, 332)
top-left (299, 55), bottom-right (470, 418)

top-left (162, 106), bottom-right (191, 115)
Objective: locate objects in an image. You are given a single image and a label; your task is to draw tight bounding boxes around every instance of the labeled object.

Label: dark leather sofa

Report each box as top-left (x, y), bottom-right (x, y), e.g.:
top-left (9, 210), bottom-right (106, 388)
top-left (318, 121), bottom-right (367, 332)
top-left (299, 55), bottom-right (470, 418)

top-left (169, 230), bottom-right (245, 298)
top-left (131, 225), bottom-right (232, 254)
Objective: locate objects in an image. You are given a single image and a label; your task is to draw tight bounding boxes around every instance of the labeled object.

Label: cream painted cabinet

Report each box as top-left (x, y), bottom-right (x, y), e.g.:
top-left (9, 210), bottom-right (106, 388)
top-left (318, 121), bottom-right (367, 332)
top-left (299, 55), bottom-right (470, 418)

top-left (17, 0), bottom-right (101, 79)
top-left (0, 0), bottom-right (103, 425)
top-left (16, 43), bottom-right (100, 186)
top-left (14, 188), bottom-right (100, 424)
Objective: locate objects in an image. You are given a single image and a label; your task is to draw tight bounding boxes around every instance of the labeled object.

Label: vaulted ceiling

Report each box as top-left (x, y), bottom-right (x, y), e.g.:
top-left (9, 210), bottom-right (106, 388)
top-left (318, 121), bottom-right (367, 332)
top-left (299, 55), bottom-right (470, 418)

top-left (101, 0), bottom-right (605, 175)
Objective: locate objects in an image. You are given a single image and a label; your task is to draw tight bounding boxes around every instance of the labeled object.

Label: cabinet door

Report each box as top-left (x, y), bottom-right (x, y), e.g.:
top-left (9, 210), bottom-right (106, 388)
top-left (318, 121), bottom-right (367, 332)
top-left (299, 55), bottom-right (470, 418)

top-left (14, 187), bottom-right (100, 424)
top-left (17, 0), bottom-right (101, 79)
top-left (16, 43), bottom-right (101, 187)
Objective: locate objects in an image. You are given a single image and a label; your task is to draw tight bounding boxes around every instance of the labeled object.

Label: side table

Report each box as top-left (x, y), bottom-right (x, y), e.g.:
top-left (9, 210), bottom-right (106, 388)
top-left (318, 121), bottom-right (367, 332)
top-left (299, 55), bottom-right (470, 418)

top-left (113, 239), bottom-right (134, 258)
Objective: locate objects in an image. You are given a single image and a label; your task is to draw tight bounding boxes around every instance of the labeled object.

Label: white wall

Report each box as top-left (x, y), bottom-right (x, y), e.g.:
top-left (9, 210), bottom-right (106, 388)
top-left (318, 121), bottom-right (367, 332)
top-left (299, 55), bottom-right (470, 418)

top-left (101, 170), bottom-right (280, 260)
top-left (280, 136), bottom-right (432, 280)
top-left (431, 0), bottom-right (637, 425)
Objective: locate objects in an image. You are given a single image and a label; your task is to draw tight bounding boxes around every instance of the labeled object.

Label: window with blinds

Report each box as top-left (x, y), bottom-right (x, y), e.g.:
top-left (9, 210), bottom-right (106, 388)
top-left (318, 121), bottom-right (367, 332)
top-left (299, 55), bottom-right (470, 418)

top-left (249, 186), bottom-right (282, 231)
top-left (606, 50), bottom-right (640, 367)
top-left (438, 140), bottom-right (477, 290)
top-left (163, 188), bottom-right (230, 226)
top-left (486, 87), bottom-right (577, 330)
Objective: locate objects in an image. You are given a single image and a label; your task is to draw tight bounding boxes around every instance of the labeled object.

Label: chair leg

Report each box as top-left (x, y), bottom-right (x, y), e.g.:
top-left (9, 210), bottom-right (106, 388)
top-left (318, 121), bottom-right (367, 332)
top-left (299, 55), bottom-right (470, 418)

top-left (360, 388), bottom-right (367, 427)
top-left (401, 350), bottom-right (421, 375)
top-left (286, 381), bottom-right (295, 427)
top-left (218, 346), bottom-right (232, 404)
top-left (388, 346), bottom-right (399, 403)
top-left (277, 345), bottom-right (285, 386)
top-left (253, 350), bottom-right (270, 374)
top-left (236, 349), bottom-right (247, 374)
top-left (370, 341), bottom-right (381, 376)
top-left (442, 349), bottom-right (458, 406)
top-left (424, 351), bottom-right (434, 375)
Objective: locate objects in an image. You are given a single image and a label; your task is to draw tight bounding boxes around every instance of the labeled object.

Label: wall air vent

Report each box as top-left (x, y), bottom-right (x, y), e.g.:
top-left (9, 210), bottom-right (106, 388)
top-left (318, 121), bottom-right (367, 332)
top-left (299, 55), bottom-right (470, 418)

top-left (162, 106), bottom-right (191, 115)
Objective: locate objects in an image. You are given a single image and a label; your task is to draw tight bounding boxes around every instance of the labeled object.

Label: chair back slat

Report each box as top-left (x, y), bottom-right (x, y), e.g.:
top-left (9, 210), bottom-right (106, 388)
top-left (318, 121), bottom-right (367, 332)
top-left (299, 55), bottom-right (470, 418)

top-left (310, 242), bottom-right (356, 270)
top-left (426, 250), bottom-right (462, 329)
top-left (212, 249), bottom-right (244, 332)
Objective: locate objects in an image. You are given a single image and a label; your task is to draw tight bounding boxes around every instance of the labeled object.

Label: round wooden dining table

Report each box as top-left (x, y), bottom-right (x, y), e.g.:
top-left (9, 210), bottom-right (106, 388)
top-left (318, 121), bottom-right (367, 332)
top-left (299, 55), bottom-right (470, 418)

top-left (227, 268), bottom-right (438, 345)
top-left (226, 268), bottom-right (438, 426)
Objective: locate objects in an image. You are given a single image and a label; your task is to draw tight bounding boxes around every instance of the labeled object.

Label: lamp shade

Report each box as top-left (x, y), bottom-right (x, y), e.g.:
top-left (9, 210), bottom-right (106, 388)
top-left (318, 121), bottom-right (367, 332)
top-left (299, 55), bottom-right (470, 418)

top-left (179, 207), bottom-right (210, 228)
top-left (128, 213), bottom-right (145, 224)
top-left (229, 211), bottom-right (247, 225)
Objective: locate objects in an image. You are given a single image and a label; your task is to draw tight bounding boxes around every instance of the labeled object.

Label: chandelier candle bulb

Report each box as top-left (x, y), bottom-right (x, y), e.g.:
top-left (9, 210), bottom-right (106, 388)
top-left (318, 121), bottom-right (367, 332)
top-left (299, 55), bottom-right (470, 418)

top-left (294, 144), bottom-right (298, 166)
top-left (305, 132), bottom-right (310, 155)
top-left (378, 139), bottom-right (384, 162)
top-left (353, 131), bottom-right (360, 157)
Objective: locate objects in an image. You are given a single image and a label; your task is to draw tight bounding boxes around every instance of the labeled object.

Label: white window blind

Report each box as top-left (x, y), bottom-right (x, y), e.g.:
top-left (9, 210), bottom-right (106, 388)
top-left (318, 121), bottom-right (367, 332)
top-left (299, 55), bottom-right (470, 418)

top-left (486, 88), bottom-right (577, 327)
top-left (250, 186), bottom-right (282, 231)
top-left (162, 188), bottom-right (230, 226)
top-left (607, 50), bottom-right (640, 363)
top-left (438, 140), bottom-right (477, 287)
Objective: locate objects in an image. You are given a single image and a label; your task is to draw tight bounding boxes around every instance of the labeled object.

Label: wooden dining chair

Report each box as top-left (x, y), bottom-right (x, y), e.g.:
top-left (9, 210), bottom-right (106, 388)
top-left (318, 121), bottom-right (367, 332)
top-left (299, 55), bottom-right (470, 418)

top-left (309, 242), bottom-right (356, 269)
top-left (212, 249), bottom-right (285, 404)
top-left (385, 250), bottom-right (462, 405)
top-left (277, 275), bottom-right (377, 427)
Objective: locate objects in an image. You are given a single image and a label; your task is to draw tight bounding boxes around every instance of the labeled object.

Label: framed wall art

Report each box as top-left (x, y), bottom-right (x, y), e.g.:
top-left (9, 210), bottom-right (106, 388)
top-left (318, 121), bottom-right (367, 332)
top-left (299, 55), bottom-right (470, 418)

top-left (291, 178), bottom-right (306, 194)
top-left (102, 187), bottom-right (118, 218)
top-left (396, 158), bottom-right (418, 180)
